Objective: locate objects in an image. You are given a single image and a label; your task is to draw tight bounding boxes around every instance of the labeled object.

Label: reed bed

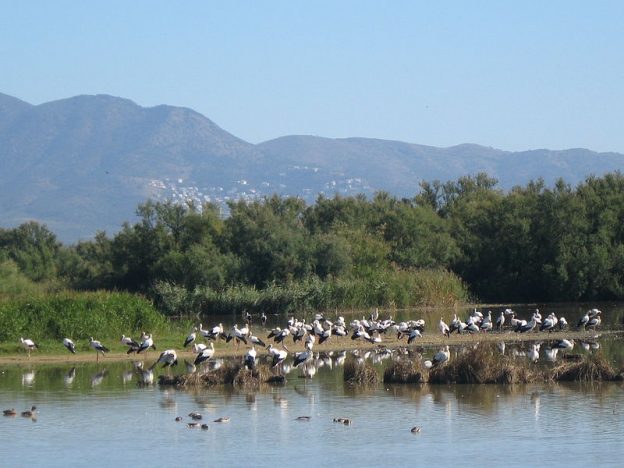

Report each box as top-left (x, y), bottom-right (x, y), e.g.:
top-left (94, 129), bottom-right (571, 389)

top-left (155, 269), bottom-right (469, 318)
top-left (343, 357), bottom-right (379, 385)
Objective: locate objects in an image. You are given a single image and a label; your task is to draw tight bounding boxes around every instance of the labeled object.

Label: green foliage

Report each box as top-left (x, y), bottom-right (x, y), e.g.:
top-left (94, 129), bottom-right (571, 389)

top-left (152, 268), bottom-right (468, 318)
top-left (5, 171), bottom-right (624, 306)
top-left (0, 260), bottom-right (47, 300)
top-left (0, 291), bottom-right (165, 342)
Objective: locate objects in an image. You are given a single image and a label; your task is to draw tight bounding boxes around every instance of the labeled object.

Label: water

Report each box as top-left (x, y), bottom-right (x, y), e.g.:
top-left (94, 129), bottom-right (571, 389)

top-left (1, 347), bottom-right (623, 467)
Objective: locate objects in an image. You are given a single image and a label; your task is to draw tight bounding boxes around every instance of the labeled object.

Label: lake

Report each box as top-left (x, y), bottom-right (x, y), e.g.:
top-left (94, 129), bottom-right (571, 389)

top-left (1, 332), bottom-right (623, 467)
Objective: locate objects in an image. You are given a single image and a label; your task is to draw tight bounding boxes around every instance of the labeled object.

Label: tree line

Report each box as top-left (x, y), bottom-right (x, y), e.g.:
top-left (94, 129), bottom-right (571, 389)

top-left (2, 171), bottom-right (624, 312)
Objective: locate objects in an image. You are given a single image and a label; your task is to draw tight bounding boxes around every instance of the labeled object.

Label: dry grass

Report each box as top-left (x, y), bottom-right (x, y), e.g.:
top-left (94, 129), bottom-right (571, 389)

top-left (428, 344), bottom-right (540, 384)
top-left (383, 357), bottom-right (427, 384)
top-left (159, 361), bottom-right (272, 388)
top-left (551, 354), bottom-right (619, 382)
top-left (344, 357), bottom-right (379, 385)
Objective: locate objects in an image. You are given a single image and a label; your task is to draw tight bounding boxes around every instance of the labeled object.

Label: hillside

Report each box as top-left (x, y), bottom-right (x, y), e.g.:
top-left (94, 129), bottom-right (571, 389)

top-left (1, 92), bottom-right (622, 243)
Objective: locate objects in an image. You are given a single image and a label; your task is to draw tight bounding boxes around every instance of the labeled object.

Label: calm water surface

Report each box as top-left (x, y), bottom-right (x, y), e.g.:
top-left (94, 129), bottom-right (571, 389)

top-left (1, 344), bottom-right (623, 468)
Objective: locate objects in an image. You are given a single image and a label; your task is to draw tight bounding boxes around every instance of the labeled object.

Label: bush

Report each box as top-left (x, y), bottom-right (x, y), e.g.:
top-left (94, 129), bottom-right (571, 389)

top-left (0, 290), bottom-right (165, 342)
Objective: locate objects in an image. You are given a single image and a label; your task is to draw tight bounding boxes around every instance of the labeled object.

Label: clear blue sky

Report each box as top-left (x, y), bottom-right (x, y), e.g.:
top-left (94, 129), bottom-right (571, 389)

top-left (2, 1), bottom-right (623, 152)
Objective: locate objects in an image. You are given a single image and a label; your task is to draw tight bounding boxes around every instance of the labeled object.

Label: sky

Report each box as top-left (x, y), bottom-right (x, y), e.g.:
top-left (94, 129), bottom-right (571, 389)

top-left (1, 1), bottom-right (623, 152)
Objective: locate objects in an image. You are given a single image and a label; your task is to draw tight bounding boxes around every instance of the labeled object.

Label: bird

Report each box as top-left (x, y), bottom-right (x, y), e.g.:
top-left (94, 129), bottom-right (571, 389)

top-left (150, 349), bottom-right (178, 370)
top-left (431, 346), bottom-right (450, 367)
top-left (267, 344), bottom-right (288, 369)
top-left (439, 318), bottom-right (450, 337)
top-left (89, 337), bottom-right (109, 361)
top-left (558, 316), bottom-right (568, 330)
top-left (551, 339), bottom-right (574, 351)
top-left (539, 313), bottom-right (557, 333)
top-left (214, 417), bottom-right (230, 423)
top-left (586, 312), bottom-right (602, 330)
top-left (137, 334), bottom-right (156, 355)
top-left (121, 335), bottom-right (140, 354)
top-left (249, 331), bottom-right (266, 348)
top-left (333, 417), bottom-right (352, 425)
top-left (63, 338), bottom-right (76, 354)
top-left (495, 311), bottom-right (505, 330)
top-left (244, 347), bottom-right (257, 370)
top-left (480, 311), bottom-right (493, 333)
top-left (410, 426), bottom-right (422, 433)
top-left (194, 342), bottom-right (215, 366)
top-left (407, 328), bottom-right (422, 344)
top-left (20, 337), bottom-right (38, 357)
top-left (293, 348), bottom-right (313, 368)
top-left (21, 406), bottom-right (37, 418)
top-left (577, 311), bottom-right (590, 329)
top-left (261, 312), bottom-right (268, 325)
top-left (3, 408), bottom-right (17, 417)
top-left (296, 416), bottom-right (311, 421)
top-left (183, 328), bottom-right (197, 348)
top-left (528, 343), bottom-right (540, 363)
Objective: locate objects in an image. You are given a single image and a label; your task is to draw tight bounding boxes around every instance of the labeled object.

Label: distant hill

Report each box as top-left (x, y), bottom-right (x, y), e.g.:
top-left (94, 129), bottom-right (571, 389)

top-left (1, 92), bottom-right (623, 243)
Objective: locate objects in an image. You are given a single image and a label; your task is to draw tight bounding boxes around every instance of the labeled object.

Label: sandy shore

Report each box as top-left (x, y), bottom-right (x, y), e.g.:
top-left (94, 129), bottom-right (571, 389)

top-left (0, 328), bottom-right (616, 366)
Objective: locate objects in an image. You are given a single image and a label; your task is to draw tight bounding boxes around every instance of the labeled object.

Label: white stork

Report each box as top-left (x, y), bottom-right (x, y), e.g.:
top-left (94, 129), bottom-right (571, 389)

top-left (62, 338), bottom-right (76, 354)
top-left (20, 337), bottom-right (38, 357)
top-left (89, 337), bottom-right (109, 361)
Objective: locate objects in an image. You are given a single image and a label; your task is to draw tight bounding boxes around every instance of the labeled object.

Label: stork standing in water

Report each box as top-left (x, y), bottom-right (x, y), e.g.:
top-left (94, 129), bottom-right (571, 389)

top-left (62, 338), bottom-right (76, 354)
top-left (267, 344), bottom-right (288, 374)
top-left (20, 338), bottom-right (38, 358)
top-left (89, 337), bottom-right (109, 361)
top-left (150, 349), bottom-right (178, 373)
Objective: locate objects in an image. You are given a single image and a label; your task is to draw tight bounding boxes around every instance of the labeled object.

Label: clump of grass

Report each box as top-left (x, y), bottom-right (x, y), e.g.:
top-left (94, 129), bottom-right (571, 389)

top-left (344, 357), bottom-right (379, 384)
top-left (383, 357), bottom-right (426, 384)
top-left (551, 354), bottom-right (618, 382)
top-left (160, 361), bottom-right (272, 387)
top-left (232, 365), bottom-right (271, 388)
top-left (428, 344), bottom-right (539, 384)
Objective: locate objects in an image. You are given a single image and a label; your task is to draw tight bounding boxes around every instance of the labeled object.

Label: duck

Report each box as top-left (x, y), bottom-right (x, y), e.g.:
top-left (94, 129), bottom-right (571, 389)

top-left (333, 417), bottom-right (352, 425)
top-left (21, 406), bottom-right (37, 417)
top-left (410, 426), bottom-right (422, 433)
top-left (213, 417), bottom-right (230, 423)
top-left (3, 408), bottom-right (17, 417)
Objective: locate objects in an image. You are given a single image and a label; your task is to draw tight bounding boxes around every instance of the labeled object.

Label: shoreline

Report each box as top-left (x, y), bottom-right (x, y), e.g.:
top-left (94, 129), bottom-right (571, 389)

top-left (0, 328), bottom-right (618, 366)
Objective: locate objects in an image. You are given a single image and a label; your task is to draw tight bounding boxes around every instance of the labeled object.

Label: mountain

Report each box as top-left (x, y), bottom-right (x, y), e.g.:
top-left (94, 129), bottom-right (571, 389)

top-left (1, 92), bottom-right (623, 243)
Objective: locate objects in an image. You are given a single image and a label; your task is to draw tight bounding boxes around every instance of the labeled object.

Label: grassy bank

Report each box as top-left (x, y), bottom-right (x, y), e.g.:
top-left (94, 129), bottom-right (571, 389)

top-left (0, 290), bottom-right (166, 344)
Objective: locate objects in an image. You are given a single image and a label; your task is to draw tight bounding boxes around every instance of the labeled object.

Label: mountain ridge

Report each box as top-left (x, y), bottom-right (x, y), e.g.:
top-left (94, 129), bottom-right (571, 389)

top-left (1, 92), bottom-right (622, 243)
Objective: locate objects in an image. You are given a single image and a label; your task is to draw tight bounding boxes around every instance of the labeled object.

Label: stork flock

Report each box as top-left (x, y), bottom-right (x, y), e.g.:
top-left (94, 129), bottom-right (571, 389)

top-left (14, 307), bottom-right (604, 376)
